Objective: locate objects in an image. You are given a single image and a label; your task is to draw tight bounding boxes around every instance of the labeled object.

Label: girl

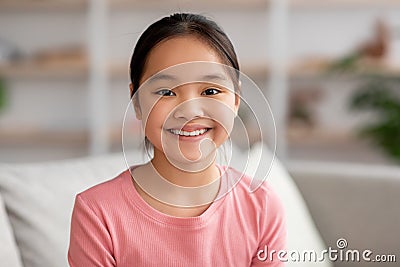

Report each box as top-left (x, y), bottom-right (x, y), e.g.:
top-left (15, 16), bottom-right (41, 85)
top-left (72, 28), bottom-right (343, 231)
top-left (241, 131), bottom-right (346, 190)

top-left (68, 13), bottom-right (286, 266)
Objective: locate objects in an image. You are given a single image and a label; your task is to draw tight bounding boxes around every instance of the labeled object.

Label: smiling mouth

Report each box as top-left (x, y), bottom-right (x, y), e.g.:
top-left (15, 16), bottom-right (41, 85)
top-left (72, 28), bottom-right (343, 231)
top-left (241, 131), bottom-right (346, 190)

top-left (168, 128), bottom-right (210, 137)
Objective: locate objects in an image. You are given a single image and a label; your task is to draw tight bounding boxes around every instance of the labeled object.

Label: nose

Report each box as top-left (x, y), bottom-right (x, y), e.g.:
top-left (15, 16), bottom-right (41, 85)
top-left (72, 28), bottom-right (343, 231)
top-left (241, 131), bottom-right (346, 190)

top-left (173, 98), bottom-right (205, 121)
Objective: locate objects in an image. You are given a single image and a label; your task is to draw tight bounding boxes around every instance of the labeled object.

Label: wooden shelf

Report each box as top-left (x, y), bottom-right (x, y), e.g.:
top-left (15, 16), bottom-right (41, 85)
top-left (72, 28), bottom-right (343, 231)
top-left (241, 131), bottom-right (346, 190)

top-left (0, 127), bottom-right (88, 146)
top-left (0, 61), bottom-right (125, 81)
top-left (110, 0), bottom-right (269, 11)
top-left (289, 58), bottom-right (400, 79)
top-left (109, 61), bottom-right (270, 80)
top-left (0, 0), bottom-right (269, 13)
top-left (0, 0), bottom-right (87, 12)
top-left (2, 0), bottom-right (398, 13)
top-left (0, 59), bottom-right (88, 80)
top-left (290, 0), bottom-right (400, 9)
top-left (2, 58), bottom-right (399, 81)
top-left (0, 125), bottom-right (139, 147)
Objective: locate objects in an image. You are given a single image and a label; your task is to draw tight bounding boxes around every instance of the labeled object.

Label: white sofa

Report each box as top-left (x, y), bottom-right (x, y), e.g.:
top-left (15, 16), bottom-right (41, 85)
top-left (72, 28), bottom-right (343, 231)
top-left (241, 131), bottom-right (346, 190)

top-left (287, 161), bottom-right (400, 267)
top-left (5, 142), bottom-right (397, 267)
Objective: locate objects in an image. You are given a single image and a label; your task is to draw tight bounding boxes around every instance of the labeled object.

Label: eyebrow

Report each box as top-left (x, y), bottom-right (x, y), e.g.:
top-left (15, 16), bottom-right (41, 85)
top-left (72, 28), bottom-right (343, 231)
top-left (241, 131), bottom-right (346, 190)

top-left (145, 73), bottom-right (228, 85)
top-left (146, 74), bottom-right (177, 84)
top-left (201, 73), bottom-right (228, 82)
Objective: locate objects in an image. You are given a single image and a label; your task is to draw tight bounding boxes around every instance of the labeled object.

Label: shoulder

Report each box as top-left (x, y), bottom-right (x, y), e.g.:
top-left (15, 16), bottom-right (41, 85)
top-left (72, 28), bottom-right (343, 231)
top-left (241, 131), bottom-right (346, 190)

top-left (222, 166), bottom-right (285, 216)
top-left (220, 166), bottom-right (286, 247)
top-left (75, 169), bottom-right (131, 209)
top-left (225, 166), bottom-right (287, 245)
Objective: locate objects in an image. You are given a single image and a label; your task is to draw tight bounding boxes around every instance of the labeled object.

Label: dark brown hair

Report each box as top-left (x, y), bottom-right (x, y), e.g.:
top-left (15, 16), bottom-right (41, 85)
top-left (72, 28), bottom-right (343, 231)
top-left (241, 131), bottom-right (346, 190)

top-left (129, 13), bottom-right (240, 98)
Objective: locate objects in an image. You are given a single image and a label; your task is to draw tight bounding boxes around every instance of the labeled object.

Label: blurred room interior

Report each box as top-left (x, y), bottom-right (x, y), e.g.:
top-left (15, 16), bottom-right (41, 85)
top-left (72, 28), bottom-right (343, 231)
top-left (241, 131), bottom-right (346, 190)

top-left (0, 0), bottom-right (400, 166)
top-left (1, 3), bottom-right (400, 267)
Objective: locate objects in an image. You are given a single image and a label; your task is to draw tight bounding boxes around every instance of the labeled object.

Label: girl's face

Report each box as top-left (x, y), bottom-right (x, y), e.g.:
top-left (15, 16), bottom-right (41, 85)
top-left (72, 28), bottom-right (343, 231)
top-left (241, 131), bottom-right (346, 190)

top-left (133, 36), bottom-right (240, 171)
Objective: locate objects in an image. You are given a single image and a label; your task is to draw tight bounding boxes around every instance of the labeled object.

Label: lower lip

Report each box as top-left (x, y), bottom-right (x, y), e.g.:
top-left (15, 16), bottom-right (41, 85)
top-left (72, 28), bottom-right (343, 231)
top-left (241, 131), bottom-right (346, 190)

top-left (167, 129), bottom-right (211, 142)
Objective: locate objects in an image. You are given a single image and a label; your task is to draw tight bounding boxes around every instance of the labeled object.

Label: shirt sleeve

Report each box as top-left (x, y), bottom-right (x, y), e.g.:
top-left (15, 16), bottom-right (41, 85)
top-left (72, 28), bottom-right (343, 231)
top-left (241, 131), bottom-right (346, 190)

top-left (251, 185), bottom-right (287, 266)
top-left (68, 194), bottom-right (116, 267)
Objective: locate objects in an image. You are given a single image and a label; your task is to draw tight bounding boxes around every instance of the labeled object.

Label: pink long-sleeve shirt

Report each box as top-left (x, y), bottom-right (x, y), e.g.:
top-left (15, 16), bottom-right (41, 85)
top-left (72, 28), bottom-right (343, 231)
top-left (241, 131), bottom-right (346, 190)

top-left (68, 165), bottom-right (286, 266)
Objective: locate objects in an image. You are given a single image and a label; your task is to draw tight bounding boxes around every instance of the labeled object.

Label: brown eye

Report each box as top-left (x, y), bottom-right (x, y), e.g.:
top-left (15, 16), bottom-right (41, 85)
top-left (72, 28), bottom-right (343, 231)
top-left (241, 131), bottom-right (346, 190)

top-left (201, 88), bottom-right (221, 96)
top-left (155, 89), bottom-right (176, 96)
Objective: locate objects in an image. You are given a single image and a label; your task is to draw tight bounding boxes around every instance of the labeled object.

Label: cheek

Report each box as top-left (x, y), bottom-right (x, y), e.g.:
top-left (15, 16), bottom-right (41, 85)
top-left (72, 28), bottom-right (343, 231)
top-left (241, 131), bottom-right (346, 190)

top-left (143, 108), bottom-right (164, 151)
top-left (212, 125), bottom-right (229, 147)
top-left (206, 98), bottom-right (237, 145)
top-left (210, 98), bottom-right (236, 131)
top-left (143, 101), bottom-right (172, 137)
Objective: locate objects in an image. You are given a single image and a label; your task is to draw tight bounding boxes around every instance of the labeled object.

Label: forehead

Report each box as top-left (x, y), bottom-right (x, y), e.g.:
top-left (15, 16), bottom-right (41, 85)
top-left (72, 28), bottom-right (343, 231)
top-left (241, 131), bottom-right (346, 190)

top-left (140, 36), bottom-right (223, 85)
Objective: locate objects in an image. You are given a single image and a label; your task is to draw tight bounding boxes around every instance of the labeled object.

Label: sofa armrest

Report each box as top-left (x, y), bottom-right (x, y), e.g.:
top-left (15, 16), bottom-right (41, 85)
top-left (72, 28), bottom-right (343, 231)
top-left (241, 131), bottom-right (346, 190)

top-left (289, 161), bottom-right (400, 267)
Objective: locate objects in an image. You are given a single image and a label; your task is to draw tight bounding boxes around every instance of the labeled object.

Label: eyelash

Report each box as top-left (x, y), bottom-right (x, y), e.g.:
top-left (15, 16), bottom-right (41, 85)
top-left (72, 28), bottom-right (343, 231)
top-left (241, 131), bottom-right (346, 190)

top-left (154, 89), bottom-right (175, 96)
top-left (154, 87), bottom-right (222, 97)
top-left (201, 88), bottom-right (221, 96)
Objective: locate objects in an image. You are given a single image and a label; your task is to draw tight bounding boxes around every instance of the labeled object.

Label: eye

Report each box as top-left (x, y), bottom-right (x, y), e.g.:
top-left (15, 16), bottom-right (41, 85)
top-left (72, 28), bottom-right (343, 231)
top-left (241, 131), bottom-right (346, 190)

top-left (201, 88), bottom-right (221, 96)
top-left (155, 89), bottom-right (176, 96)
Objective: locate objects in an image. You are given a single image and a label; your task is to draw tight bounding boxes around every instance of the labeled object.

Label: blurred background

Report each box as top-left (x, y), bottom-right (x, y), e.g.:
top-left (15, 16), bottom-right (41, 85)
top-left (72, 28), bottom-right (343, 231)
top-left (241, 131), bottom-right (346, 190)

top-left (0, 0), bottom-right (400, 166)
top-left (1, 2), bottom-right (400, 266)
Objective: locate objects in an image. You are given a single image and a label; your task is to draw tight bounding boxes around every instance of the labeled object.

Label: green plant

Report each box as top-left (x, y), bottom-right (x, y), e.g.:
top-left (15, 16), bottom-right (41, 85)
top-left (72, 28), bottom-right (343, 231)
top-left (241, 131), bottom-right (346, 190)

top-left (328, 48), bottom-right (400, 161)
top-left (328, 52), bottom-right (362, 73)
top-left (350, 75), bottom-right (400, 159)
top-left (326, 18), bottom-right (400, 160)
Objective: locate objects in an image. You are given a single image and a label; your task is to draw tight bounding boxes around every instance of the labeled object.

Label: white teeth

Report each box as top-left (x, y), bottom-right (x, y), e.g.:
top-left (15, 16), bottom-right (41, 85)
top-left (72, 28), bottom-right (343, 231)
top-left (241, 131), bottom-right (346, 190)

top-left (169, 128), bottom-right (208, 136)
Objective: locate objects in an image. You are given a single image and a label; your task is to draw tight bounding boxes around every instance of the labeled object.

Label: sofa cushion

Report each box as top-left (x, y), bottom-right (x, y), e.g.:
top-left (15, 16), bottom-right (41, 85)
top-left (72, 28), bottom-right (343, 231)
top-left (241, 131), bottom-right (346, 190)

top-left (0, 151), bottom-right (142, 267)
top-left (0, 193), bottom-right (23, 267)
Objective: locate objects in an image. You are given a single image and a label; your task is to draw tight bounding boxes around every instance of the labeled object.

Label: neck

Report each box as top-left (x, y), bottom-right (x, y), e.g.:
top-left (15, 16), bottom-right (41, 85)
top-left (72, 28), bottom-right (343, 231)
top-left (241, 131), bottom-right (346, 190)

top-left (151, 148), bottom-right (220, 187)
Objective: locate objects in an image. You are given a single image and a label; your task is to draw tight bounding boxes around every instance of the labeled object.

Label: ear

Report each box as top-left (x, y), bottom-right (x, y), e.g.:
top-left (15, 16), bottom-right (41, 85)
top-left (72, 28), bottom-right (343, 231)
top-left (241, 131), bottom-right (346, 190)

top-left (130, 83), bottom-right (142, 120)
top-left (129, 83), bottom-right (134, 98)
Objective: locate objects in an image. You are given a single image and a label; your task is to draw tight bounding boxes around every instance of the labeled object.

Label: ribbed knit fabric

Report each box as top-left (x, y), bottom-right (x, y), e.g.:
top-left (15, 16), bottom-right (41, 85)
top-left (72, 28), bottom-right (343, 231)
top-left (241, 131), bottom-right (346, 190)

top-left (68, 165), bottom-right (286, 266)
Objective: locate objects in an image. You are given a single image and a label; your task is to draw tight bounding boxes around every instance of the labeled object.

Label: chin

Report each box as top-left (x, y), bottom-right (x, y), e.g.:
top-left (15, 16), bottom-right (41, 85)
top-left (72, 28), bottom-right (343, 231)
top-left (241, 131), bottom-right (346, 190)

top-left (165, 149), bottom-right (217, 172)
